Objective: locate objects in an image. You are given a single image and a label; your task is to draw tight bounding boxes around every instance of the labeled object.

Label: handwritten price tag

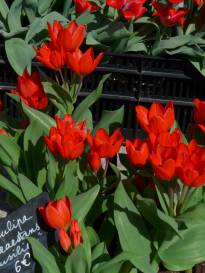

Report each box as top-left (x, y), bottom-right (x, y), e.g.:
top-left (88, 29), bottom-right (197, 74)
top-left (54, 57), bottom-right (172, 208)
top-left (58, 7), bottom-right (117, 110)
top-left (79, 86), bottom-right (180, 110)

top-left (0, 193), bottom-right (50, 273)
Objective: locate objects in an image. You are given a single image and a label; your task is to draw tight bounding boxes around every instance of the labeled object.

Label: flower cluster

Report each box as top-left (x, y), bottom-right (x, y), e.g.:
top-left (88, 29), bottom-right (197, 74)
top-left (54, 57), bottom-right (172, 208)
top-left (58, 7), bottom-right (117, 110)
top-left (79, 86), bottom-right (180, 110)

top-left (73, 0), bottom-right (202, 27)
top-left (35, 20), bottom-right (104, 76)
top-left (126, 101), bottom-right (205, 187)
top-left (39, 197), bottom-right (83, 252)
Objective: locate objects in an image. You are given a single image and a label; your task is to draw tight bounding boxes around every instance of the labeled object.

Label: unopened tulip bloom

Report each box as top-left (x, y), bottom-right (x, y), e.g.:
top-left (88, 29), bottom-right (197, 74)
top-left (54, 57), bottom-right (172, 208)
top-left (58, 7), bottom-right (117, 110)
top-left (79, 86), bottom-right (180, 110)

top-left (88, 150), bottom-right (102, 173)
top-left (11, 71), bottom-right (48, 110)
top-left (45, 114), bottom-right (87, 160)
top-left (70, 219), bottom-right (83, 247)
top-left (39, 197), bottom-right (72, 230)
top-left (87, 128), bottom-right (123, 159)
top-left (58, 229), bottom-right (71, 252)
top-left (74, 0), bottom-right (99, 14)
top-left (135, 101), bottom-right (175, 135)
top-left (194, 99), bottom-right (205, 134)
top-left (126, 138), bottom-right (149, 166)
top-left (66, 48), bottom-right (104, 77)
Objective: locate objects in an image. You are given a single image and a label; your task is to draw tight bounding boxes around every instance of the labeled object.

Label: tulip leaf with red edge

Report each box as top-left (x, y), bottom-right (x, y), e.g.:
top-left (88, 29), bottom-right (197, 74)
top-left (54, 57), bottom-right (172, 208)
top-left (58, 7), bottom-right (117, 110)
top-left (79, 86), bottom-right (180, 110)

top-left (114, 182), bottom-right (155, 273)
top-left (71, 185), bottom-right (100, 222)
top-left (0, 174), bottom-right (26, 204)
top-left (94, 106), bottom-right (124, 134)
top-left (21, 102), bottom-right (55, 134)
top-left (27, 237), bottom-right (61, 273)
top-left (73, 74), bottom-right (110, 122)
top-left (55, 161), bottom-right (79, 199)
top-left (65, 245), bottom-right (90, 273)
top-left (5, 38), bottom-right (35, 75)
top-left (18, 173), bottom-right (42, 201)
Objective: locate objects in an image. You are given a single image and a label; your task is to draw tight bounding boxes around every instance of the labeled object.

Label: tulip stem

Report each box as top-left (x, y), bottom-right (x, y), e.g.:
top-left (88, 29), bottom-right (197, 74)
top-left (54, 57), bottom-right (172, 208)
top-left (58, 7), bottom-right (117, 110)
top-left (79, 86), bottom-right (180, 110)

top-left (176, 185), bottom-right (190, 215)
top-left (168, 186), bottom-right (175, 217)
top-left (103, 159), bottom-right (109, 178)
top-left (59, 69), bottom-right (65, 86)
top-left (55, 72), bottom-right (60, 85)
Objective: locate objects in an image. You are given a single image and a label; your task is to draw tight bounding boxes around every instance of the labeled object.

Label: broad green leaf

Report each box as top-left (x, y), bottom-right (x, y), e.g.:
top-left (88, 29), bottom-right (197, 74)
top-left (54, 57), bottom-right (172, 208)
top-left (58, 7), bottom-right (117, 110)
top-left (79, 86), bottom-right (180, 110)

top-left (74, 74), bottom-right (110, 121)
top-left (92, 242), bottom-right (110, 272)
top-left (71, 185), bottom-right (100, 222)
top-left (38, 0), bottom-right (55, 15)
top-left (0, 174), bottom-right (25, 203)
top-left (22, 102), bottom-right (55, 134)
top-left (5, 38), bottom-right (35, 75)
top-left (114, 182), bottom-right (153, 273)
top-left (24, 120), bottom-right (45, 150)
top-left (63, 0), bottom-right (72, 17)
top-left (0, 0), bottom-right (9, 20)
top-left (18, 173), bottom-right (42, 201)
top-left (0, 135), bottom-right (20, 167)
top-left (65, 246), bottom-right (89, 273)
top-left (55, 161), bottom-right (79, 199)
top-left (46, 151), bottom-right (58, 192)
top-left (76, 12), bottom-right (96, 25)
top-left (94, 106), bottom-right (124, 133)
top-left (28, 237), bottom-right (61, 273)
top-left (7, 0), bottom-right (23, 31)
top-left (23, 0), bottom-right (38, 23)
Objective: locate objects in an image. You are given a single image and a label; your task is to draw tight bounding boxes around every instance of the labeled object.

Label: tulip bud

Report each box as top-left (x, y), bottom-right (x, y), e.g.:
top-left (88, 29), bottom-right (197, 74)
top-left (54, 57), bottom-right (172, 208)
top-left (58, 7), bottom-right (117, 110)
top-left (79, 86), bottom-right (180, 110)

top-left (58, 229), bottom-right (71, 252)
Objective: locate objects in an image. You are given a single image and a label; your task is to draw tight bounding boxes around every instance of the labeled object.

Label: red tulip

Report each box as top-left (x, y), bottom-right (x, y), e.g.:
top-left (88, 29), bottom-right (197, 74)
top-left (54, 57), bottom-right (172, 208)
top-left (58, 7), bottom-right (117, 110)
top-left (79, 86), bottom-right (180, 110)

top-left (87, 128), bottom-right (123, 159)
top-left (126, 138), bottom-right (149, 166)
top-left (39, 197), bottom-right (72, 230)
top-left (35, 43), bottom-right (65, 70)
top-left (66, 48), bottom-right (104, 77)
top-left (11, 71), bottom-right (48, 110)
top-left (74, 0), bottom-right (99, 14)
top-left (177, 143), bottom-right (205, 187)
top-left (47, 20), bottom-right (63, 47)
top-left (0, 128), bottom-right (9, 137)
top-left (106, 0), bottom-right (146, 20)
top-left (168, 0), bottom-right (183, 3)
top-left (149, 129), bottom-right (182, 181)
top-left (152, 1), bottom-right (188, 28)
top-left (70, 219), bottom-right (83, 248)
top-left (58, 229), bottom-right (71, 252)
top-left (58, 20), bottom-right (86, 52)
top-left (135, 101), bottom-right (175, 135)
top-left (45, 114), bottom-right (87, 160)
top-left (88, 150), bottom-right (102, 173)
top-left (194, 99), bottom-right (205, 134)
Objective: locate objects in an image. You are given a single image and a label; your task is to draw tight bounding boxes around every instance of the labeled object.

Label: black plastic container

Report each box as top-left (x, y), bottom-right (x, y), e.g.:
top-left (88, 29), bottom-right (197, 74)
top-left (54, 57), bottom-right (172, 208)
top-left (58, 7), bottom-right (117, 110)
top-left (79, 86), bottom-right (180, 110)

top-left (0, 48), bottom-right (204, 138)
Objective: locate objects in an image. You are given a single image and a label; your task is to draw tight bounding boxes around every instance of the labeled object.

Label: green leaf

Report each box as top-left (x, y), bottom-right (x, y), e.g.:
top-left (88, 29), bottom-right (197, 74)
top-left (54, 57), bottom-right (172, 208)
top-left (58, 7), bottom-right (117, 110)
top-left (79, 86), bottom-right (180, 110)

top-left (46, 151), bottom-right (58, 192)
top-left (55, 161), bottom-right (79, 199)
top-left (5, 38), bottom-right (35, 75)
top-left (23, 0), bottom-right (38, 23)
top-left (74, 74), bottom-right (110, 121)
top-left (94, 106), bottom-right (124, 133)
top-left (0, 0), bottom-right (9, 20)
top-left (65, 246), bottom-right (89, 273)
top-left (7, 0), bottom-right (23, 32)
top-left (0, 174), bottom-right (25, 203)
top-left (28, 237), bottom-right (61, 273)
top-left (63, 0), bottom-right (72, 17)
top-left (71, 185), bottom-right (100, 222)
top-left (0, 135), bottom-right (20, 167)
top-left (22, 102), bottom-right (55, 134)
top-left (114, 182), bottom-right (153, 273)
top-left (38, 0), bottom-right (55, 15)
top-left (18, 173), bottom-right (42, 201)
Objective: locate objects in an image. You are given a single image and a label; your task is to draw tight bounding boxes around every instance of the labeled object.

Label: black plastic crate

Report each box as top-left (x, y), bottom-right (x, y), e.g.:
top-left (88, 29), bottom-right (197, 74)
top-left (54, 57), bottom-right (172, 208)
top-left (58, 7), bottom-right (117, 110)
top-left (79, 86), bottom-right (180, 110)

top-left (0, 50), bottom-right (204, 138)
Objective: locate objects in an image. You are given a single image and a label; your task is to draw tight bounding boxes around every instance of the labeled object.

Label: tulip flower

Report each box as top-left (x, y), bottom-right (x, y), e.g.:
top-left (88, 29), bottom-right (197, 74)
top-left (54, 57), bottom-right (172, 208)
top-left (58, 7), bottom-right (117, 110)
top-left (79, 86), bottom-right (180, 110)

top-left (87, 128), bottom-right (123, 159)
top-left (168, 0), bottom-right (183, 3)
top-left (152, 1), bottom-right (188, 28)
top-left (194, 98), bottom-right (205, 134)
top-left (70, 219), bottom-right (83, 247)
top-left (66, 48), bottom-right (104, 77)
top-left (35, 43), bottom-right (65, 70)
top-left (45, 114), bottom-right (87, 160)
top-left (58, 229), bottom-right (71, 252)
top-left (149, 129), bottom-right (182, 181)
top-left (58, 20), bottom-right (86, 52)
top-left (177, 143), bottom-right (205, 187)
top-left (47, 20), bottom-right (63, 47)
top-left (135, 101), bottom-right (175, 135)
top-left (74, 0), bottom-right (99, 14)
top-left (106, 0), bottom-right (147, 20)
top-left (126, 138), bottom-right (149, 166)
top-left (11, 71), bottom-right (48, 110)
top-left (88, 150), bottom-right (102, 173)
top-left (38, 197), bottom-right (72, 230)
